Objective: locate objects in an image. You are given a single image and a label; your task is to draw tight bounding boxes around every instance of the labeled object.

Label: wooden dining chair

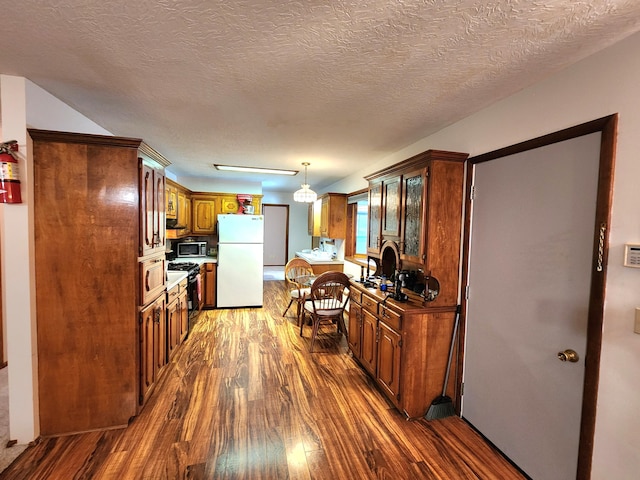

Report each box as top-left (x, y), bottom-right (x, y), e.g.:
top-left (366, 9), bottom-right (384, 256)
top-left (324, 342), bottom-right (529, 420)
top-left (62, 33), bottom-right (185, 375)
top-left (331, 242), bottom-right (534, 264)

top-left (283, 258), bottom-right (314, 326)
top-left (300, 271), bottom-right (351, 352)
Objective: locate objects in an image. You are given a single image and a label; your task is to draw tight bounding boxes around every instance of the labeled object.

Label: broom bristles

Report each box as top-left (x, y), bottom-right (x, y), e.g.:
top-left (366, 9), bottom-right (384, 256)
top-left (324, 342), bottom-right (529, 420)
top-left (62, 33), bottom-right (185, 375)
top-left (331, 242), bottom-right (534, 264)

top-left (425, 395), bottom-right (455, 421)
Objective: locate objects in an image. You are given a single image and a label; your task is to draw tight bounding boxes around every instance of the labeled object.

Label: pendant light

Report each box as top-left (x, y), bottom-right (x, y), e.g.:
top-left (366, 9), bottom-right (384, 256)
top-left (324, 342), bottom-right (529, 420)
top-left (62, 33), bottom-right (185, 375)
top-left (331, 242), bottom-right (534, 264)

top-left (293, 162), bottom-right (317, 203)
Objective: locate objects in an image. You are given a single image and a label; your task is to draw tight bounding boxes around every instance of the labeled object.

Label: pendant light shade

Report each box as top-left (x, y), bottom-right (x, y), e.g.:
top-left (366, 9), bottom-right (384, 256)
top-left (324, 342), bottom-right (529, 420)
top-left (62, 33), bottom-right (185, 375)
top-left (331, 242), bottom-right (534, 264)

top-left (293, 162), bottom-right (317, 203)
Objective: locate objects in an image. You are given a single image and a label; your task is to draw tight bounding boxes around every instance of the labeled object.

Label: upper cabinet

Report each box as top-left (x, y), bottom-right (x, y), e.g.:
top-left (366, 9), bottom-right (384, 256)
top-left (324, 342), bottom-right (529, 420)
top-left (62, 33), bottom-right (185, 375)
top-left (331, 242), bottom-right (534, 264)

top-left (306, 193), bottom-right (347, 239)
top-left (365, 150), bottom-right (468, 307)
top-left (308, 200), bottom-right (321, 236)
top-left (166, 179), bottom-right (192, 239)
top-left (367, 181), bottom-right (382, 255)
top-left (166, 182), bottom-right (177, 219)
top-left (140, 160), bottom-right (166, 257)
top-left (169, 190), bottom-right (263, 238)
top-left (192, 194), bottom-right (217, 235)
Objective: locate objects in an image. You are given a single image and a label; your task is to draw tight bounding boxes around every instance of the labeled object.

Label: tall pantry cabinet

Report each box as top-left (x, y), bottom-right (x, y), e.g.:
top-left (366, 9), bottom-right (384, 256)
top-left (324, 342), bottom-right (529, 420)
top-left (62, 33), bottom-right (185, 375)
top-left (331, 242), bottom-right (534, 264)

top-left (30, 130), bottom-right (168, 436)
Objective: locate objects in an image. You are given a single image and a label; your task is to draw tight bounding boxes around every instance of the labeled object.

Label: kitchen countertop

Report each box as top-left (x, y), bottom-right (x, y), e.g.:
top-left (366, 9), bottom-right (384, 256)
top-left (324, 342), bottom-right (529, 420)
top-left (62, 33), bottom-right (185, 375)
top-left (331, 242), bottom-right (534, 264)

top-left (295, 251), bottom-right (343, 265)
top-left (166, 271), bottom-right (188, 290)
top-left (168, 256), bottom-right (217, 265)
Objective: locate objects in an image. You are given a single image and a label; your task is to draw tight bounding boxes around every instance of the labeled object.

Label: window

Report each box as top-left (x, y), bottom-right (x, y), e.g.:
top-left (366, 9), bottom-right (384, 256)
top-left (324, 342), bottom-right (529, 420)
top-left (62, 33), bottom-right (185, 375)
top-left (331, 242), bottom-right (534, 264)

top-left (346, 191), bottom-right (368, 259)
top-left (355, 200), bottom-right (368, 255)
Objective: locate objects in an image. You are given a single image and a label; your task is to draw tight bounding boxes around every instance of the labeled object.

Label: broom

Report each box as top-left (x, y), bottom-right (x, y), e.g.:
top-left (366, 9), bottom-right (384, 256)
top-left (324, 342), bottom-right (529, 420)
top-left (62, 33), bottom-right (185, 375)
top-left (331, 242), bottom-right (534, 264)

top-left (425, 305), bottom-right (461, 421)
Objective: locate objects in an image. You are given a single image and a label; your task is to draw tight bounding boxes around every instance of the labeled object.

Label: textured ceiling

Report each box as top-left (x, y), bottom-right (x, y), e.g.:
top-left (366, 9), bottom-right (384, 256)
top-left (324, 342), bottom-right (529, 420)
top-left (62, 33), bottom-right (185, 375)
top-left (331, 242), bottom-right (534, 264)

top-left (1, 0), bottom-right (640, 192)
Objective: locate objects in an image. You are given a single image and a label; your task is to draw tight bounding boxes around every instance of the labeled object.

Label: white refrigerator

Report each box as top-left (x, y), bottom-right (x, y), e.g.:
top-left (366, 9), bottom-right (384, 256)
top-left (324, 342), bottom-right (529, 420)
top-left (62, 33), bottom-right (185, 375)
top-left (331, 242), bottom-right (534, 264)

top-left (217, 214), bottom-right (264, 308)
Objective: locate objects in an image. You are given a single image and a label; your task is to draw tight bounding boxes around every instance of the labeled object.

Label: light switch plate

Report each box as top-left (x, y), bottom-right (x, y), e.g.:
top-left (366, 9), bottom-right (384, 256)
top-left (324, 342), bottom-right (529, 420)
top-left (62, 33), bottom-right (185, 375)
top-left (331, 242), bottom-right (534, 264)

top-left (635, 308), bottom-right (640, 334)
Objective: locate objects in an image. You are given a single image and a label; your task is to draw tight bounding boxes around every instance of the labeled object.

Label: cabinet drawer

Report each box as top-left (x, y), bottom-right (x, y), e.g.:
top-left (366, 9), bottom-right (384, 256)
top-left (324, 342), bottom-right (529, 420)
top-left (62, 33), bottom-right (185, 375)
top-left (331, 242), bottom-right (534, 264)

top-left (349, 289), bottom-right (362, 305)
top-left (361, 292), bottom-right (378, 315)
top-left (379, 304), bottom-right (401, 331)
top-left (167, 285), bottom-right (180, 303)
top-left (140, 255), bottom-right (166, 306)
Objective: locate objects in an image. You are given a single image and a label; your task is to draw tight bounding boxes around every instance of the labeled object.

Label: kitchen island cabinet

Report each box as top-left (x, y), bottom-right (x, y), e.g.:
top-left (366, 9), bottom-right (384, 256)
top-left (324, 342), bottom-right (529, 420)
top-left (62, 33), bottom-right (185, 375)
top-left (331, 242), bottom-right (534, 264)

top-left (30, 129), bottom-right (170, 436)
top-left (347, 280), bottom-right (459, 418)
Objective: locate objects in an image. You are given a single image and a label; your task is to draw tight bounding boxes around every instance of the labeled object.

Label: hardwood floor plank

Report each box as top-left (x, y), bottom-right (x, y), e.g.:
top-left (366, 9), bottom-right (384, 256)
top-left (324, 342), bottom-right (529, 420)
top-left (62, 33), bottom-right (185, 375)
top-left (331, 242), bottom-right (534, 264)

top-left (0, 280), bottom-right (525, 480)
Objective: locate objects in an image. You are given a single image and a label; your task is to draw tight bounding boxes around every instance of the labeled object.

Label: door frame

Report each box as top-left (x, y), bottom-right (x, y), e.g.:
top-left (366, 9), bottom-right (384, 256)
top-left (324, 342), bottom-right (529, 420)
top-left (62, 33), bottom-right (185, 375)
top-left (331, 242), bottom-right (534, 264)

top-left (262, 203), bottom-right (289, 266)
top-left (459, 114), bottom-right (617, 478)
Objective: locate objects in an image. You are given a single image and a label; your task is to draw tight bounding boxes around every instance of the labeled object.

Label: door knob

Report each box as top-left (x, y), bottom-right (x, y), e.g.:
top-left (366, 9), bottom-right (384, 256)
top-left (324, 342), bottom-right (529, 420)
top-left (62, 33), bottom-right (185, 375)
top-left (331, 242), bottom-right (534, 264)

top-left (557, 349), bottom-right (579, 363)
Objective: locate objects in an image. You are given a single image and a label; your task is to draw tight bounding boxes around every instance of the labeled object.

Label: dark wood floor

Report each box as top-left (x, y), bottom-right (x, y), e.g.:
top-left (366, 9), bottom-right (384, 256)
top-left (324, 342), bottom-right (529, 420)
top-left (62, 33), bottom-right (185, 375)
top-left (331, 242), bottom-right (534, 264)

top-left (1, 280), bottom-right (525, 479)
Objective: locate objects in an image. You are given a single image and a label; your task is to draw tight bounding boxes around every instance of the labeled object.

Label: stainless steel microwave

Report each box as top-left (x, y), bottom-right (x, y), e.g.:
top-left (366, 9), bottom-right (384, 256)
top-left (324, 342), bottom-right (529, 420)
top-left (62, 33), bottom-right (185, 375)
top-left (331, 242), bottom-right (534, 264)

top-left (176, 241), bottom-right (207, 257)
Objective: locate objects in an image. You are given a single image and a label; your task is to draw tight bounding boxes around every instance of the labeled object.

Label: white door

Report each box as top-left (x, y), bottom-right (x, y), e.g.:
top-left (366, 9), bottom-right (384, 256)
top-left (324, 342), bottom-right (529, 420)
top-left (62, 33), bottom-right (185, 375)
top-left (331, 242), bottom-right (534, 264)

top-left (463, 133), bottom-right (601, 479)
top-left (263, 204), bottom-right (288, 266)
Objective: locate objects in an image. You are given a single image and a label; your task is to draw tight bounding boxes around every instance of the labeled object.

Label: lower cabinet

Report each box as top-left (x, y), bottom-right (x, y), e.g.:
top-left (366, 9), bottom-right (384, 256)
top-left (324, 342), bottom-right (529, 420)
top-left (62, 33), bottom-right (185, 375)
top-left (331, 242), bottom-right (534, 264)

top-left (204, 262), bottom-right (216, 308)
top-left (376, 321), bottom-right (402, 403)
top-left (360, 309), bottom-right (378, 376)
top-left (347, 282), bottom-right (459, 418)
top-left (139, 294), bottom-right (167, 405)
top-left (179, 288), bottom-right (188, 341)
top-left (167, 278), bottom-right (189, 361)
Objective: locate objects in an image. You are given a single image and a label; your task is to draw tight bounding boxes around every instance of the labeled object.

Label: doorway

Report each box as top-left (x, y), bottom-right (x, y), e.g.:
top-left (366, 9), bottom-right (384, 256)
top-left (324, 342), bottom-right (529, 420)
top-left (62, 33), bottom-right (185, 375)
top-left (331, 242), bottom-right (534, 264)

top-left (461, 116), bottom-right (616, 479)
top-left (263, 204), bottom-right (288, 266)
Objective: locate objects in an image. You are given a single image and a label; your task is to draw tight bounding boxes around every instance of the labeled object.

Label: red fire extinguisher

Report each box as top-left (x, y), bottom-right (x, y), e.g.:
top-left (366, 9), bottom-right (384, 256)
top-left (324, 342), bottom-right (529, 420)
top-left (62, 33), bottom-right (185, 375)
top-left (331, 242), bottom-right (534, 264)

top-left (0, 140), bottom-right (22, 203)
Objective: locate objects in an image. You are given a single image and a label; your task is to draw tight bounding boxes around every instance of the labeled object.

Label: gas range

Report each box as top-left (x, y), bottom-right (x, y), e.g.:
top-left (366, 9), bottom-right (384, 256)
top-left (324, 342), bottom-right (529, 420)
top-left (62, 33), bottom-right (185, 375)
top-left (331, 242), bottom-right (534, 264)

top-left (167, 262), bottom-right (200, 279)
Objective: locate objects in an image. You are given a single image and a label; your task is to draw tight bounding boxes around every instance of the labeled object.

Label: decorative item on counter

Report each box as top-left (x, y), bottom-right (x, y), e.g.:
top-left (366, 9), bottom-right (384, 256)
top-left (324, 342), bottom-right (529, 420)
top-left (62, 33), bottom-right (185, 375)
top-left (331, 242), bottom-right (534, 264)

top-left (236, 194), bottom-right (253, 214)
top-left (421, 276), bottom-right (440, 302)
top-left (391, 270), bottom-right (409, 301)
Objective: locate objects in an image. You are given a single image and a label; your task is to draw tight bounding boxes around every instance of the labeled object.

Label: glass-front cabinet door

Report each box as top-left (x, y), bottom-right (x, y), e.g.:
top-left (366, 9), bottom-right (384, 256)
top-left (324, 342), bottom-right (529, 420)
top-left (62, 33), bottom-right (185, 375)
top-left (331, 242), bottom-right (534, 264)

top-left (367, 180), bottom-right (382, 256)
top-left (400, 168), bottom-right (427, 264)
top-left (381, 175), bottom-right (402, 241)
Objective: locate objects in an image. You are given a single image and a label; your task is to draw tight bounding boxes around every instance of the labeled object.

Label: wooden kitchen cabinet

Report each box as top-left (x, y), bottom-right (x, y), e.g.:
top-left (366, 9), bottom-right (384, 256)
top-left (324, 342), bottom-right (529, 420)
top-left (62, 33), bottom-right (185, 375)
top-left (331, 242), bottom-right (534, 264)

top-left (319, 193), bottom-right (347, 239)
top-left (347, 281), bottom-right (460, 419)
top-left (367, 181), bottom-right (382, 255)
top-left (347, 290), bottom-right (362, 358)
top-left (365, 150), bottom-right (467, 307)
top-left (204, 262), bottom-right (216, 308)
top-left (30, 130), bottom-right (172, 436)
top-left (166, 186), bottom-right (264, 239)
top-left (400, 168), bottom-right (427, 264)
top-left (308, 199), bottom-right (321, 236)
top-left (360, 308), bottom-right (378, 376)
top-left (140, 162), bottom-right (166, 257)
top-left (376, 320), bottom-right (402, 404)
top-left (192, 195), bottom-right (217, 234)
top-left (140, 255), bottom-right (166, 306)
top-left (139, 295), bottom-right (167, 406)
top-left (381, 175), bottom-right (402, 241)
top-left (166, 180), bottom-right (192, 239)
top-left (167, 277), bottom-right (188, 359)
top-left (166, 182), bottom-right (177, 219)
top-left (167, 293), bottom-right (180, 359)
top-left (179, 288), bottom-right (189, 341)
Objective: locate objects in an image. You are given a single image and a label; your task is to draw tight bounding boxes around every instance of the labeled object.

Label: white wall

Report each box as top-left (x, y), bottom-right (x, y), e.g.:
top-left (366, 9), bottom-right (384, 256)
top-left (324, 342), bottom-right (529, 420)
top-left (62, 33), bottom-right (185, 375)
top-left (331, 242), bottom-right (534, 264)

top-left (174, 175), bottom-right (262, 195)
top-left (0, 75), bottom-right (112, 443)
top-left (326, 31), bottom-right (640, 479)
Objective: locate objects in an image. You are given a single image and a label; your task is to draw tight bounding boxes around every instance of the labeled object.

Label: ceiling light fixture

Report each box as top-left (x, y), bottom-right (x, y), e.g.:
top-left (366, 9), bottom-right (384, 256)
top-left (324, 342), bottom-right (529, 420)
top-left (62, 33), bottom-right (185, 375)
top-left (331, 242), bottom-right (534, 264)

top-left (214, 164), bottom-right (298, 176)
top-left (293, 162), bottom-right (317, 203)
